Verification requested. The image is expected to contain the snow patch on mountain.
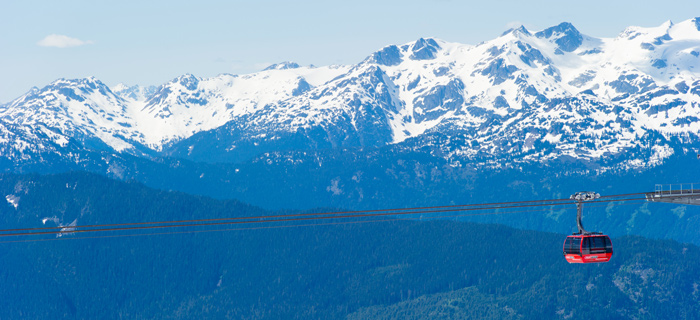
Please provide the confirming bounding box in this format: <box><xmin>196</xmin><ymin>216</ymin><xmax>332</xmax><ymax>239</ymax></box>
<box><xmin>112</xmin><ymin>83</ymin><xmax>158</xmax><ymax>101</ymax></box>
<box><xmin>56</xmin><ymin>219</ymin><xmax>78</xmax><ymax>238</ymax></box>
<box><xmin>5</xmin><ymin>194</ymin><xmax>19</xmax><ymax>208</ymax></box>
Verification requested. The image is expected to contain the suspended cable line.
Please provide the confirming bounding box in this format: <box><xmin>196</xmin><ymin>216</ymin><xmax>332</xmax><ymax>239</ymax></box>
<box><xmin>0</xmin><ymin>196</ymin><xmax>579</xmax><ymax>233</ymax></box>
<box><xmin>0</xmin><ymin>194</ymin><xmax>646</xmax><ymax>240</ymax></box>
<box><xmin>0</xmin><ymin>200</ymin><xmax>645</xmax><ymax>244</ymax></box>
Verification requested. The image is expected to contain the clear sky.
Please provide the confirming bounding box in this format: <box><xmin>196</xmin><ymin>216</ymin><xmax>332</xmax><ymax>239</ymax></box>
<box><xmin>1</xmin><ymin>0</ymin><xmax>699</xmax><ymax>102</ymax></box>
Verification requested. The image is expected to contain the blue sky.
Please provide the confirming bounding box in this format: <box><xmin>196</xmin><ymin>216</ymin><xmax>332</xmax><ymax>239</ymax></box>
<box><xmin>1</xmin><ymin>0</ymin><xmax>699</xmax><ymax>102</ymax></box>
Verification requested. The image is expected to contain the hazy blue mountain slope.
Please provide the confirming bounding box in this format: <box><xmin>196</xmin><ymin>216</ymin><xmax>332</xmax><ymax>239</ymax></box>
<box><xmin>3</xmin><ymin>144</ymin><xmax>699</xmax><ymax>247</ymax></box>
<box><xmin>1</xmin><ymin>172</ymin><xmax>699</xmax><ymax>319</ymax></box>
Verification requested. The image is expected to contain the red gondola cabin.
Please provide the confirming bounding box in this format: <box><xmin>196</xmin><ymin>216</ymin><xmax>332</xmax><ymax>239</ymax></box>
<box><xmin>563</xmin><ymin>234</ymin><xmax>613</xmax><ymax>263</ymax></box>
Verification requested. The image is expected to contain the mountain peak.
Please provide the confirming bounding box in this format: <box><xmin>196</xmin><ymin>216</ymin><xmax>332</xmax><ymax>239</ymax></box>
<box><xmin>173</xmin><ymin>74</ymin><xmax>199</xmax><ymax>91</ymax></box>
<box><xmin>43</xmin><ymin>77</ymin><xmax>114</xmax><ymax>98</ymax></box>
<box><xmin>366</xmin><ymin>45</ymin><xmax>402</xmax><ymax>66</ymax></box>
<box><xmin>50</xmin><ymin>76</ymin><xmax>105</xmax><ymax>87</ymax></box>
<box><xmin>501</xmin><ymin>25</ymin><xmax>532</xmax><ymax>37</ymax></box>
<box><xmin>535</xmin><ymin>22</ymin><xmax>583</xmax><ymax>52</ymax></box>
<box><xmin>263</xmin><ymin>61</ymin><xmax>301</xmax><ymax>71</ymax></box>
<box><xmin>694</xmin><ymin>17</ymin><xmax>700</xmax><ymax>31</ymax></box>
<box><xmin>410</xmin><ymin>38</ymin><xmax>441</xmax><ymax>60</ymax></box>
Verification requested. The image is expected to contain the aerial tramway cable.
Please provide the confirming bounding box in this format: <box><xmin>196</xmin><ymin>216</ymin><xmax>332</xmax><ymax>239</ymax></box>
<box><xmin>0</xmin><ymin>192</ymin><xmax>647</xmax><ymax>234</ymax></box>
<box><xmin>0</xmin><ymin>199</ymin><xmax>648</xmax><ymax>244</ymax></box>
<box><xmin>0</xmin><ymin>193</ymin><xmax>647</xmax><ymax>242</ymax></box>
<box><xmin>0</xmin><ymin>196</ymin><xmax>580</xmax><ymax>233</ymax></box>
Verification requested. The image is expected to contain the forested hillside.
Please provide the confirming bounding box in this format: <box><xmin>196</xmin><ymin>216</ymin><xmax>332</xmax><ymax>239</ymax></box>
<box><xmin>1</xmin><ymin>172</ymin><xmax>698</xmax><ymax>319</ymax></box>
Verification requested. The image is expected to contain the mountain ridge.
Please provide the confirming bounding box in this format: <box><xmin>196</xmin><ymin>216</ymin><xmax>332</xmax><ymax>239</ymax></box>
<box><xmin>2</xmin><ymin>19</ymin><xmax>700</xmax><ymax>170</ymax></box>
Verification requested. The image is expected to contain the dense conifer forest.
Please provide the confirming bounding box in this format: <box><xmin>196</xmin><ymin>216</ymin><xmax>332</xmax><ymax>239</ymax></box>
<box><xmin>1</xmin><ymin>172</ymin><xmax>698</xmax><ymax>319</ymax></box>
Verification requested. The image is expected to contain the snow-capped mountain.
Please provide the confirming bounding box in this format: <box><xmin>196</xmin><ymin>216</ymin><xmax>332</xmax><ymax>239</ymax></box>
<box><xmin>0</xmin><ymin>78</ymin><xmax>141</xmax><ymax>162</ymax></box>
<box><xmin>0</xmin><ymin>65</ymin><xmax>350</xmax><ymax>161</ymax></box>
<box><xmin>2</xmin><ymin>18</ymin><xmax>700</xmax><ymax>170</ymax></box>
